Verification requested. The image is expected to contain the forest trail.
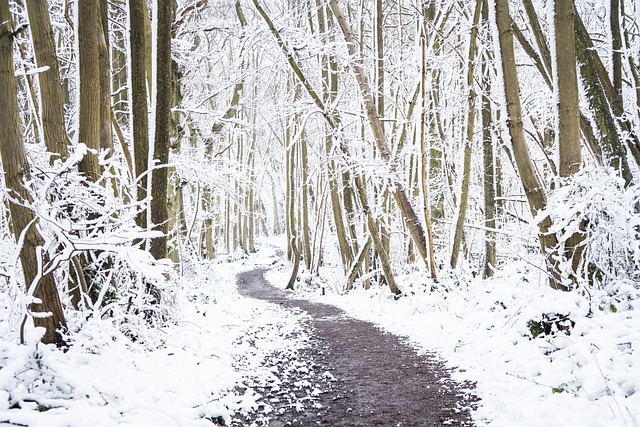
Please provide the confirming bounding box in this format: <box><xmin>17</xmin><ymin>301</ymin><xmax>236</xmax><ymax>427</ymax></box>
<box><xmin>234</xmin><ymin>268</ymin><xmax>477</xmax><ymax>426</ymax></box>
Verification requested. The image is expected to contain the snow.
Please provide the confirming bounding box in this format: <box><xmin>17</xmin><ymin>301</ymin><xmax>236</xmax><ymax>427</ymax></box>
<box><xmin>264</xmin><ymin>237</ymin><xmax>640</xmax><ymax>427</ymax></box>
<box><xmin>0</xmin><ymin>250</ymin><xmax>309</xmax><ymax>426</ymax></box>
<box><xmin>2</xmin><ymin>238</ymin><xmax>639</xmax><ymax>426</ymax></box>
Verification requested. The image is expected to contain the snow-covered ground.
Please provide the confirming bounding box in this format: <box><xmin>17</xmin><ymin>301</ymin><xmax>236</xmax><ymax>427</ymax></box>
<box><xmin>0</xmin><ymin>251</ymin><xmax>306</xmax><ymax>427</ymax></box>
<box><xmin>1</xmin><ymin>238</ymin><xmax>639</xmax><ymax>426</ymax></box>
<box><xmin>265</xmin><ymin>240</ymin><xmax>640</xmax><ymax>427</ymax></box>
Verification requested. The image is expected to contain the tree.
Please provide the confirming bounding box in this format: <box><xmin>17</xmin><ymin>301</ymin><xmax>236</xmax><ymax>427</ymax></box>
<box><xmin>481</xmin><ymin>0</ymin><xmax>496</xmax><ymax>278</ymax></box>
<box><xmin>77</xmin><ymin>0</ymin><xmax>102</xmax><ymax>181</ymax></box>
<box><xmin>450</xmin><ymin>0</ymin><xmax>482</xmax><ymax>269</ymax></box>
<box><xmin>556</xmin><ymin>0</ymin><xmax>582</xmax><ymax>178</ymax></box>
<box><xmin>328</xmin><ymin>0</ymin><xmax>432</xmax><ymax>274</ymax></box>
<box><xmin>574</xmin><ymin>10</ymin><xmax>635</xmax><ymax>184</ymax></box>
<box><xmin>0</xmin><ymin>0</ymin><xmax>67</xmax><ymax>345</ymax></box>
<box><xmin>149</xmin><ymin>0</ymin><xmax>173</xmax><ymax>261</ymax></box>
<box><xmin>130</xmin><ymin>0</ymin><xmax>150</xmax><ymax>229</ymax></box>
<box><xmin>25</xmin><ymin>0</ymin><xmax>69</xmax><ymax>162</ymax></box>
<box><xmin>98</xmin><ymin>1</ymin><xmax>113</xmax><ymax>158</ymax></box>
<box><xmin>494</xmin><ymin>0</ymin><xmax>562</xmax><ymax>289</ymax></box>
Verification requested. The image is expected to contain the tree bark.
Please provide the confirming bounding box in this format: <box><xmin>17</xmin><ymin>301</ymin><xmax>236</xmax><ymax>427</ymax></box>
<box><xmin>354</xmin><ymin>175</ymin><xmax>401</xmax><ymax>295</ymax></box>
<box><xmin>149</xmin><ymin>0</ymin><xmax>173</xmax><ymax>262</ymax></box>
<box><xmin>555</xmin><ymin>0</ymin><xmax>586</xmax><ymax>277</ymax></box>
<box><xmin>494</xmin><ymin>0</ymin><xmax>562</xmax><ymax>289</ymax></box>
<box><xmin>130</xmin><ymin>0</ymin><xmax>150</xmax><ymax>229</ymax></box>
<box><xmin>419</xmin><ymin>34</ymin><xmax>437</xmax><ymax>278</ymax></box>
<box><xmin>574</xmin><ymin>11</ymin><xmax>633</xmax><ymax>184</ymax></box>
<box><xmin>450</xmin><ymin>0</ymin><xmax>482</xmax><ymax>269</ymax></box>
<box><xmin>0</xmin><ymin>1</ymin><xmax>67</xmax><ymax>345</ymax></box>
<box><xmin>315</xmin><ymin>0</ymin><xmax>355</xmax><ymax>272</ymax></box>
<box><xmin>611</xmin><ymin>0</ymin><xmax>623</xmax><ymax>114</ymax></box>
<box><xmin>556</xmin><ymin>0</ymin><xmax>582</xmax><ymax>177</ymax></box>
<box><xmin>522</xmin><ymin>0</ymin><xmax>552</xmax><ymax>78</ymax></box>
<box><xmin>25</xmin><ymin>0</ymin><xmax>69</xmax><ymax>162</ymax></box>
<box><xmin>481</xmin><ymin>0</ymin><xmax>496</xmax><ymax>279</ymax></box>
<box><xmin>77</xmin><ymin>0</ymin><xmax>102</xmax><ymax>181</ymax></box>
<box><xmin>329</xmin><ymin>0</ymin><xmax>431</xmax><ymax>272</ymax></box>
<box><xmin>98</xmin><ymin>1</ymin><xmax>113</xmax><ymax>158</ymax></box>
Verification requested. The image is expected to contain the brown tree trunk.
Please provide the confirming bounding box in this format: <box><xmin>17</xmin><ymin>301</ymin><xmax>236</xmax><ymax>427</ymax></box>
<box><xmin>98</xmin><ymin>1</ymin><xmax>113</xmax><ymax>158</ymax></box>
<box><xmin>556</xmin><ymin>0</ymin><xmax>582</xmax><ymax>177</ymax></box>
<box><xmin>149</xmin><ymin>0</ymin><xmax>172</xmax><ymax>262</ymax></box>
<box><xmin>25</xmin><ymin>0</ymin><xmax>69</xmax><ymax>162</ymax></box>
<box><xmin>354</xmin><ymin>175</ymin><xmax>401</xmax><ymax>295</ymax></box>
<box><xmin>522</xmin><ymin>0</ymin><xmax>552</xmax><ymax>78</ymax></box>
<box><xmin>315</xmin><ymin>0</ymin><xmax>355</xmax><ymax>272</ymax></box>
<box><xmin>0</xmin><ymin>1</ymin><xmax>67</xmax><ymax>345</ymax></box>
<box><xmin>329</xmin><ymin>0</ymin><xmax>431</xmax><ymax>272</ymax></box>
<box><xmin>130</xmin><ymin>0</ymin><xmax>150</xmax><ymax>229</ymax></box>
<box><xmin>574</xmin><ymin>11</ymin><xmax>633</xmax><ymax>184</ymax></box>
<box><xmin>450</xmin><ymin>0</ymin><xmax>482</xmax><ymax>269</ymax></box>
<box><xmin>481</xmin><ymin>0</ymin><xmax>496</xmax><ymax>278</ymax></box>
<box><xmin>77</xmin><ymin>0</ymin><xmax>102</xmax><ymax>181</ymax></box>
<box><xmin>494</xmin><ymin>0</ymin><xmax>562</xmax><ymax>289</ymax></box>
<box><xmin>555</xmin><ymin>0</ymin><xmax>586</xmax><ymax>277</ymax></box>
<box><xmin>611</xmin><ymin>0</ymin><xmax>623</xmax><ymax>114</ymax></box>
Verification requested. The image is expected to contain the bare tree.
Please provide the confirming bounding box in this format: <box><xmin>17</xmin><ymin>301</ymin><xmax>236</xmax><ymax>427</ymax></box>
<box><xmin>130</xmin><ymin>0</ymin><xmax>150</xmax><ymax>229</ymax></box>
<box><xmin>450</xmin><ymin>0</ymin><xmax>482</xmax><ymax>269</ymax></box>
<box><xmin>149</xmin><ymin>0</ymin><xmax>173</xmax><ymax>261</ymax></box>
<box><xmin>77</xmin><ymin>0</ymin><xmax>102</xmax><ymax>181</ymax></box>
<box><xmin>25</xmin><ymin>0</ymin><xmax>69</xmax><ymax>162</ymax></box>
<box><xmin>481</xmin><ymin>0</ymin><xmax>496</xmax><ymax>278</ymax></box>
<box><xmin>0</xmin><ymin>0</ymin><xmax>67</xmax><ymax>345</ymax></box>
<box><xmin>556</xmin><ymin>0</ymin><xmax>582</xmax><ymax>178</ymax></box>
<box><xmin>494</xmin><ymin>0</ymin><xmax>561</xmax><ymax>289</ymax></box>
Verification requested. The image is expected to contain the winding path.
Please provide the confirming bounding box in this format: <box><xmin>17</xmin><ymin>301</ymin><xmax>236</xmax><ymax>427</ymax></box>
<box><xmin>234</xmin><ymin>268</ymin><xmax>476</xmax><ymax>426</ymax></box>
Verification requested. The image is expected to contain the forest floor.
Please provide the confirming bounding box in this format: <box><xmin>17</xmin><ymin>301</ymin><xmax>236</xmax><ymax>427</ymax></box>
<box><xmin>232</xmin><ymin>267</ymin><xmax>477</xmax><ymax>426</ymax></box>
<box><xmin>1</xmin><ymin>238</ymin><xmax>638</xmax><ymax>426</ymax></box>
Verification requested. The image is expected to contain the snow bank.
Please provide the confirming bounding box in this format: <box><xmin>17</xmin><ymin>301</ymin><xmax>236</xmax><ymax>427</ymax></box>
<box><xmin>0</xmin><ymin>248</ymin><xmax>307</xmax><ymax>426</ymax></box>
<box><xmin>268</xmin><ymin>253</ymin><xmax>640</xmax><ymax>426</ymax></box>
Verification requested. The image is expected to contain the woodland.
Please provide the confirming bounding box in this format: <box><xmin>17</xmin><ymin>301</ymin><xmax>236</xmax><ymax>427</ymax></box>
<box><xmin>0</xmin><ymin>0</ymin><xmax>639</xmax><ymax>425</ymax></box>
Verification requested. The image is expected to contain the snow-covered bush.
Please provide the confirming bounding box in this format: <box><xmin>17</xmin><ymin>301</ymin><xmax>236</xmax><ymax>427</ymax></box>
<box><xmin>0</xmin><ymin>145</ymin><xmax>174</xmax><ymax>345</ymax></box>
<box><xmin>543</xmin><ymin>166</ymin><xmax>640</xmax><ymax>292</ymax></box>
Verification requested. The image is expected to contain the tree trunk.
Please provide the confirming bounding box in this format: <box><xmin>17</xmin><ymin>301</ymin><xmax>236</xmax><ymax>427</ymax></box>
<box><xmin>574</xmin><ymin>11</ymin><xmax>633</xmax><ymax>184</ymax></box>
<box><xmin>299</xmin><ymin>123</ymin><xmax>312</xmax><ymax>269</ymax></box>
<box><xmin>450</xmin><ymin>0</ymin><xmax>482</xmax><ymax>269</ymax></box>
<box><xmin>25</xmin><ymin>0</ymin><xmax>69</xmax><ymax>162</ymax></box>
<box><xmin>494</xmin><ymin>0</ymin><xmax>562</xmax><ymax>289</ymax></box>
<box><xmin>556</xmin><ymin>1</ymin><xmax>582</xmax><ymax>177</ymax></box>
<box><xmin>511</xmin><ymin>14</ymin><xmax>602</xmax><ymax>165</ymax></box>
<box><xmin>481</xmin><ymin>0</ymin><xmax>496</xmax><ymax>279</ymax></box>
<box><xmin>130</xmin><ymin>0</ymin><xmax>150</xmax><ymax>229</ymax></box>
<box><xmin>555</xmin><ymin>0</ymin><xmax>586</xmax><ymax>276</ymax></box>
<box><xmin>149</xmin><ymin>0</ymin><xmax>173</xmax><ymax>262</ymax></box>
<box><xmin>419</xmin><ymin>34</ymin><xmax>437</xmax><ymax>278</ymax></box>
<box><xmin>522</xmin><ymin>0</ymin><xmax>552</xmax><ymax>78</ymax></box>
<box><xmin>316</xmin><ymin>0</ymin><xmax>354</xmax><ymax>272</ymax></box>
<box><xmin>286</xmin><ymin>237</ymin><xmax>300</xmax><ymax>290</ymax></box>
<box><xmin>77</xmin><ymin>0</ymin><xmax>102</xmax><ymax>181</ymax></box>
<box><xmin>611</xmin><ymin>0</ymin><xmax>623</xmax><ymax>114</ymax></box>
<box><xmin>354</xmin><ymin>175</ymin><xmax>401</xmax><ymax>295</ymax></box>
<box><xmin>98</xmin><ymin>1</ymin><xmax>113</xmax><ymax>158</ymax></box>
<box><xmin>0</xmin><ymin>1</ymin><xmax>67</xmax><ymax>345</ymax></box>
<box><xmin>329</xmin><ymin>0</ymin><xmax>431</xmax><ymax>272</ymax></box>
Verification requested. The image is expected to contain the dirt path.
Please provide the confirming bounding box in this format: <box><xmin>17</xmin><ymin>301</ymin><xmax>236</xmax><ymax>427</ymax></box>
<box><xmin>233</xmin><ymin>268</ymin><xmax>477</xmax><ymax>427</ymax></box>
